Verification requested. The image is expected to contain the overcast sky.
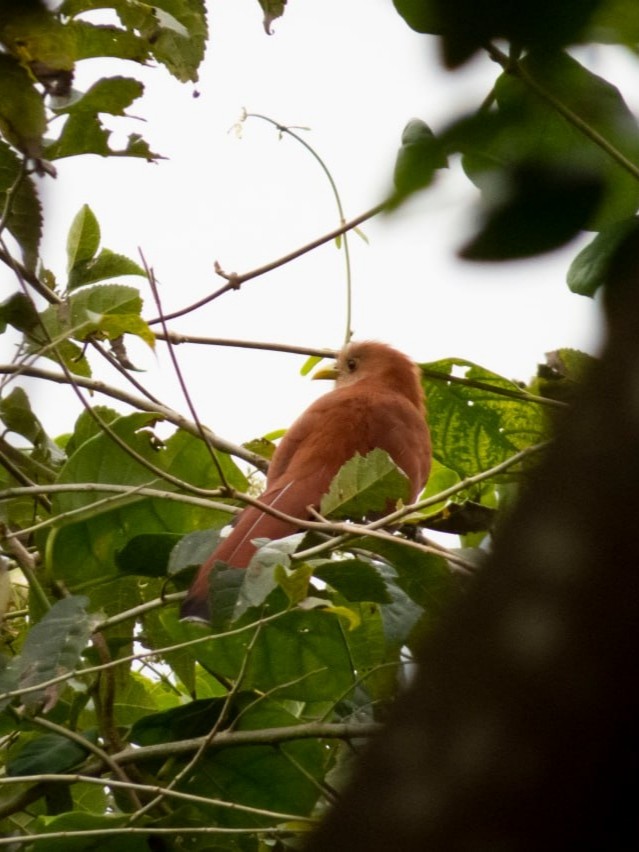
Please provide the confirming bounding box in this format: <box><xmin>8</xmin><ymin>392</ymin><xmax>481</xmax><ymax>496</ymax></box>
<box><xmin>21</xmin><ymin>0</ymin><xmax>639</xmax><ymax>449</ymax></box>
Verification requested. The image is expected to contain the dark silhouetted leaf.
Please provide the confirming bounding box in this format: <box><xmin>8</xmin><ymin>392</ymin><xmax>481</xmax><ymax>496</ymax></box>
<box><xmin>460</xmin><ymin>163</ymin><xmax>604</xmax><ymax>260</ymax></box>
<box><xmin>568</xmin><ymin>217</ymin><xmax>639</xmax><ymax>296</ymax></box>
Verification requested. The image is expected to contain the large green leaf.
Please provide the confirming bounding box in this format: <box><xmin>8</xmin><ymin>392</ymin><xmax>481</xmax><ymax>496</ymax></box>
<box><xmin>421</xmin><ymin>358</ymin><xmax>548</xmax><ymax>479</ymax></box>
<box><xmin>460</xmin><ymin>51</ymin><xmax>639</xmax><ymax>232</ymax></box>
<box><xmin>66</xmin><ymin>204</ymin><xmax>100</xmax><ymax>272</ymax></box>
<box><xmin>69</xmin><ymin>19</ymin><xmax>149</xmax><ymax>63</ymax></box>
<box><xmin>45</xmin><ymin>77</ymin><xmax>161</xmax><ymax>161</ymax></box>
<box><xmin>0</xmin><ymin>138</ymin><xmax>42</xmax><ymax>272</ymax></box>
<box><xmin>68</xmin><ymin>249</ymin><xmax>145</xmax><ymax>291</ymax></box>
<box><xmin>0</xmin><ymin>54</ymin><xmax>46</xmax><ymax>157</ymax></box>
<box><xmin>8</xmin><ymin>731</ymin><xmax>94</xmax><ymax>777</ymax></box>
<box><xmin>0</xmin><ymin>386</ymin><xmax>64</xmax><ymax>469</ymax></box>
<box><xmin>567</xmin><ymin>217</ymin><xmax>639</xmax><ymax>296</ymax></box>
<box><xmin>179</xmin><ymin>592</ymin><xmax>356</xmax><ymax>702</ymax></box>
<box><xmin>313</xmin><ymin>559</ymin><xmax>393</xmax><ymax>604</ymax></box>
<box><xmin>320</xmin><ymin>448</ymin><xmax>411</xmax><ymax>519</ymax></box>
<box><xmin>39</xmin><ymin>283</ymin><xmax>155</xmax><ymax>349</ymax></box>
<box><xmin>0</xmin><ymin>0</ymin><xmax>76</xmax><ymax>86</ymax></box>
<box><xmin>588</xmin><ymin>0</ymin><xmax>639</xmax><ymax>50</ymax></box>
<box><xmin>390</xmin><ymin>117</ymin><xmax>448</xmax><ymax>207</ymax></box>
<box><xmin>351</xmin><ymin>536</ymin><xmax>454</xmax><ymax>621</ymax></box>
<box><xmin>460</xmin><ymin>163</ymin><xmax>604</xmax><ymax>260</ymax></box>
<box><xmin>145</xmin><ymin>0</ymin><xmax>208</xmax><ymax>82</ymax></box>
<box><xmin>46</xmin><ymin>413</ymin><xmax>248</xmax><ymax>592</ymax></box>
<box><xmin>394</xmin><ymin>0</ymin><xmax>601</xmax><ymax>67</ymax></box>
<box><xmin>29</xmin><ymin>813</ymin><xmax>147</xmax><ymax>852</ymax></box>
<box><xmin>64</xmin><ymin>204</ymin><xmax>145</xmax><ymax>290</ymax></box>
<box><xmin>0</xmin><ymin>596</ymin><xmax>99</xmax><ymax>713</ymax></box>
<box><xmin>170</xmin><ymin>695</ymin><xmax>328</xmax><ymax>827</ymax></box>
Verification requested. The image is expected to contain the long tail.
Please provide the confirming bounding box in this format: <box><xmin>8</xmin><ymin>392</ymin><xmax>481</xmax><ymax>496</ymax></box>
<box><xmin>180</xmin><ymin>482</ymin><xmax>303</xmax><ymax>622</ymax></box>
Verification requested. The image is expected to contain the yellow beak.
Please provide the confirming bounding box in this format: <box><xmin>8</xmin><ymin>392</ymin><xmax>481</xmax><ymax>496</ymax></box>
<box><xmin>311</xmin><ymin>363</ymin><xmax>339</xmax><ymax>381</ymax></box>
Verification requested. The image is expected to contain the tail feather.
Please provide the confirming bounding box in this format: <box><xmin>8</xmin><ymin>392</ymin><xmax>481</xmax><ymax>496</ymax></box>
<box><xmin>180</xmin><ymin>479</ymin><xmax>312</xmax><ymax>622</ymax></box>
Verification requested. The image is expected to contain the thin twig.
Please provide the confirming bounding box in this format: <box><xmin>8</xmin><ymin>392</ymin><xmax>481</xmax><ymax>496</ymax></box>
<box><xmin>147</xmin><ymin>202</ymin><xmax>385</xmax><ymax>325</ymax></box>
<box><xmin>126</xmin><ymin>616</ymin><xmax>267</xmax><ymax>824</ymax></box>
<box><xmin>0</xmin><ymin>482</ymin><xmax>235</xmax><ymax>540</ymax></box>
<box><xmin>0</xmin><ymin>362</ymin><xmax>267</xmax><ymax>470</ymax></box>
<box><xmin>0</xmin><ymin>773</ymin><xmax>316</xmax><ymax>824</ymax></box>
<box><xmin>28</xmin><ymin>715</ymin><xmax>142</xmax><ymax>809</ymax></box>
<box><xmin>0</xmin><ymin>610</ymin><xmax>290</xmax><ymax>707</ymax></box>
<box><xmin>143</xmin><ymin>250</ymin><xmax>230</xmax><ymax>490</ymax></box>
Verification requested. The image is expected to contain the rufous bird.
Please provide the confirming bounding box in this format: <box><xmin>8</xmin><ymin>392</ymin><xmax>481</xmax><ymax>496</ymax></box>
<box><xmin>180</xmin><ymin>341</ymin><xmax>432</xmax><ymax>622</ymax></box>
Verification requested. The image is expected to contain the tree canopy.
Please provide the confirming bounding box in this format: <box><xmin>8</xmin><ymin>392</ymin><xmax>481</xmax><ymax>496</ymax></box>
<box><xmin>1</xmin><ymin>1</ymin><xmax>638</xmax><ymax>849</ymax></box>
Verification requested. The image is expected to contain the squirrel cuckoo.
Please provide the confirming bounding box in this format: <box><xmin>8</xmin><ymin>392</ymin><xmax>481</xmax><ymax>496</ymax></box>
<box><xmin>180</xmin><ymin>341</ymin><xmax>432</xmax><ymax>622</ymax></box>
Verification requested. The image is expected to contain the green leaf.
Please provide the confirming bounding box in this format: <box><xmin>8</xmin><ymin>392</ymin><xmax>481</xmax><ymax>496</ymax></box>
<box><xmin>8</xmin><ymin>731</ymin><xmax>94</xmax><ymax>777</ymax></box>
<box><xmin>353</xmin><ymin>538</ymin><xmax>454</xmax><ymax>624</ymax></box>
<box><xmin>115</xmin><ymin>532</ymin><xmax>185</xmax><ymax>577</ymax></box>
<box><xmin>399</xmin><ymin>0</ymin><xmax>601</xmax><ymax>68</ymax></box>
<box><xmin>130</xmin><ymin>695</ymin><xmax>229</xmax><ymax>745</ymax></box>
<box><xmin>0</xmin><ymin>0</ymin><xmax>76</xmax><ymax>90</ymax></box>
<box><xmin>531</xmin><ymin>348</ymin><xmax>597</xmax><ymax>403</ymax></box>
<box><xmin>236</xmin><ymin>535</ymin><xmax>305</xmax><ymax>618</ymax></box>
<box><xmin>30</xmin><ymin>813</ymin><xmax>146</xmax><ymax>852</ymax></box>
<box><xmin>0</xmin><ymin>291</ymin><xmax>41</xmax><ymax>334</ymax></box>
<box><xmin>392</xmin><ymin>0</ymin><xmax>443</xmax><ymax>34</ymax></box>
<box><xmin>313</xmin><ymin>559</ymin><xmax>393</xmax><ymax>604</ymax></box>
<box><xmin>376</xmin><ymin>561</ymin><xmax>428</xmax><ymax>649</ymax></box>
<box><xmin>107</xmin><ymin>669</ymin><xmax>182</xmax><ymax>726</ymax></box>
<box><xmin>588</xmin><ymin>0</ymin><xmax>639</xmax><ymax>49</ymax></box>
<box><xmin>44</xmin><ymin>77</ymin><xmax>162</xmax><ymax>161</ymax></box>
<box><xmin>273</xmin><ymin>561</ymin><xmax>314</xmax><ymax>607</ymax></box>
<box><xmin>167</xmin><ymin>527</ymin><xmax>223</xmax><ymax>581</ymax></box>
<box><xmin>320</xmin><ymin>449</ymin><xmax>411</xmax><ymax>519</ymax></box>
<box><xmin>419</xmin><ymin>457</ymin><xmax>460</xmax><ymax>514</ymax></box>
<box><xmin>259</xmin><ymin>0</ymin><xmax>288</xmax><ymax>35</ymax></box>
<box><xmin>171</xmin><ymin>695</ymin><xmax>328</xmax><ymax>826</ymax></box>
<box><xmin>47</xmin><ymin>415</ymin><xmax>247</xmax><ymax>594</ymax></box>
<box><xmin>0</xmin><ymin>54</ymin><xmax>46</xmax><ymax>157</ymax></box>
<box><xmin>338</xmin><ymin>598</ymin><xmax>390</xmax><ymax>695</ymax></box>
<box><xmin>187</xmin><ymin>595</ymin><xmax>356</xmax><ymax>702</ymax></box>
<box><xmin>421</xmin><ymin>358</ymin><xmax>548</xmax><ymax>479</ymax></box>
<box><xmin>63</xmin><ymin>406</ymin><xmax>120</xmax><ymax>456</ymax></box>
<box><xmin>0</xmin><ymin>386</ymin><xmax>64</xmax><ymax>463</ymax></box>
<box><xmin>458</xmin><ymin>51</ymin><xmax>639</xmax><ymax>233</ymax></box>
<box><xmin>66</xmin><ymin>204</ymin><xmax>100</xmax><ymax>273</ymax></box>
<box><xmin>40</xmin><ymin>283</ymin><xmax>155</xmax><ymax>348</ymax></box>
<box><xmin>52</xmin><ymin>76</ymin><xmax>144</xmax><ymax>117</ymax></box>
<box><xmin>0</xmin><ymin>596</ymin><xmax>99</xmax><ymax>713</ymax></box>
<box><xmin>390</xmin><ymin>117</ymin><xmax>447</xmax><ymax>205</ymax></box>
<box><xmin>69</xmin><ymin>19</ymin><xmax>149</xmax><ymax>63</ymax></box>
<box><xmin>117</xmin><ymin>0</ymin><xmax>209</xmax><ymax>82</ymax></box>
<box><xmin>567</xmin><ymin>217</ymin><xmax>639</xmax><ymax>297</ymax></box>
<box><xmin>68</xmin><ymin>248</ymin><xmax>145</xmax><ymax>291</ymax></box>
<box><xmin>0</xmin><ymin>139</ymin><xmax>42</xmax><ymax>271</ymax></box>
<box><xmin>460</xmin><ymin>162</ymin><xmax>604</xmax><ymax>260</ymax></box>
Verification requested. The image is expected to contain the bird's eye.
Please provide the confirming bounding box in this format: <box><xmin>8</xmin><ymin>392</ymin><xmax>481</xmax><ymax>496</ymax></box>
<box><xmin>346</xmin><ymin>358</ymin><xmax>357</xmax><ymax>373</ymax></box>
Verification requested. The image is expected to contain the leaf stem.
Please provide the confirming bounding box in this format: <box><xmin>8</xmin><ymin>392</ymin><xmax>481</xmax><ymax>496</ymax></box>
<box><xmin>245</xmin><ymin>112</ymin><xmax>354</xmax><ymax>344</ymax></box>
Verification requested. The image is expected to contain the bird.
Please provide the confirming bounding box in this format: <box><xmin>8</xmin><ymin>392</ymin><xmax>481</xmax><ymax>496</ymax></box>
<box><xmin>180</xmin><ymin>341</ymin><xmax>432</xmax><ymax>622</ymax></box>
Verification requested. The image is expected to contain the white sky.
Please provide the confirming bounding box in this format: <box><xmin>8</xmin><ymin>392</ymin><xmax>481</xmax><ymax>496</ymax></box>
<box><xmin>15</xmin><ymin>0</ymin><xmax>639</xmax><ymax>451</ymax></box>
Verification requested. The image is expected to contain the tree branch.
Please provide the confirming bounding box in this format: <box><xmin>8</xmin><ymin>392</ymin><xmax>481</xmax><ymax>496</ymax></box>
<box><xmin>0</xmin><ymin>362</ymin><xmax>267</xmax><ymax>471</ymax></box>
<box><xmin>147</xmin><ymin>202</ymin><xmax>385</xmax><ymax>325</ymax></box>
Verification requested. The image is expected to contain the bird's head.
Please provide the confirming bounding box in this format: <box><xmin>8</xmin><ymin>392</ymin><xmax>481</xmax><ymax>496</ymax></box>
<box><xmin>313</xmin><ymin>340</ymin><xmax>425</xmax><ymax>411</ymax></box>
